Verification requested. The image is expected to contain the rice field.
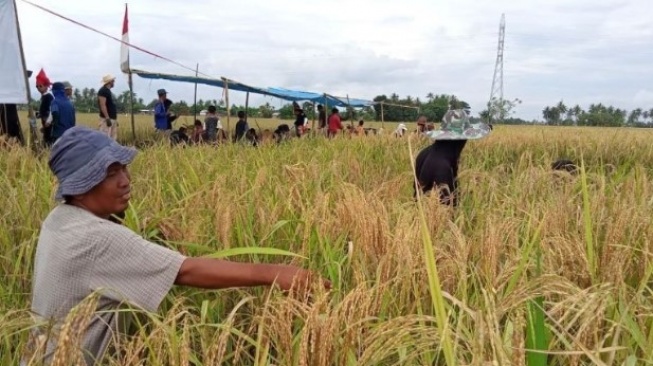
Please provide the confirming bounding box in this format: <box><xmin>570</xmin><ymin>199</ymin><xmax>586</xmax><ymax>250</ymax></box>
<box><xmin>2</xmin><ymin>113</ymin><xmax>653</xmax><ymax>365</ymax></box>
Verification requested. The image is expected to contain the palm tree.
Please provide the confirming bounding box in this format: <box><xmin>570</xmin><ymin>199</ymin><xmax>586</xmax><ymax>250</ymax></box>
<box><xmin>556</xmin><ymin>101</ymin><xmax>567</xmax><ymax>125</ymax></box>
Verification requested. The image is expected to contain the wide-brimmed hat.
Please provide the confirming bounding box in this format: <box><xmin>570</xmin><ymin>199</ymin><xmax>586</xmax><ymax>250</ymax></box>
<box><xmin>49</xmin><ymin>126</ymin><xmax>137</xmax><ymax>201</ymax></box>
<box><xmin>101</xmin><ymin>74</ymin><xmax>116</xmax><ymax>85</ymax></box>
<box><xmin>157</xmin><ymin>88</ymin><xmax>168</xmax><ymax>96</ymax></box>
<box><xmin>62</xmin><ymin>81</ymin><xmax>73</xmax><ymax>90</ymax></box>
<box><xmin>425</xmin><ymin>109</ymin><xmax>491</xmax><ymax>140</ymax></box>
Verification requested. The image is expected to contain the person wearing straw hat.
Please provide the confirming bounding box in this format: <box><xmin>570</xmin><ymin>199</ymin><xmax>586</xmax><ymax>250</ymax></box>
<box><xmin>97</xmin><ymin>74</ymin><xmax>118</xmax><ymax>140</ymax></box>
<box><xmin>24</xmin><ymin>126</ymin><xmax>330</xmax><ymax>365</ymax></box>
<box><xmin>413</xmin><ymin>109</ymin><xmax>491</xmax><ymax>206</ymax></box>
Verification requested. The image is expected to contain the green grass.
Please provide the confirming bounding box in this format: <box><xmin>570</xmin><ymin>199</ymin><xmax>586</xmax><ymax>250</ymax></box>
<box><xmin>3</xmin><ymin>117</ymin><xmax>653</xmax><ymax>365</ymax></box>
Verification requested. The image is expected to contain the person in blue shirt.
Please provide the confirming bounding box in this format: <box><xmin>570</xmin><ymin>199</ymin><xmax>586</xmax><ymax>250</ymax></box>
<box><xmin>154</xmin><ymin>89</ymin><xmax>172</xmax><ymax>134</ymax></box>
<box><xmin>50</xmin><ymin>82</ymin><xmax>76</xmax><ymax>143</ymax></box>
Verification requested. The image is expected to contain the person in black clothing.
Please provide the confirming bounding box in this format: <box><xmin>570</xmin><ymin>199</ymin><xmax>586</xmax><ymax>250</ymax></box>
<box><xmin>293</xmin><ymin>107</ymin><xmax>306</xmax><ymax>137</ymax></box>
<box><xmin>0</xmin><ymin>104</ymin><xmax>24</xmax><ymax>145</ymax></box>
<box><xmin>98</xmin><ymin>74</ymin><xmax>118</xmax><ymax>140</ymax></box>
<box><xmin>414</xmin><ymin>140</ymin><xmax>467</xmax><ymax>206</ymax></box>
<box><xmin>35</xmin><ymin>69</ymin><xmax>54</xmax><ymax>146</ymax></box>
<box><xmin>234</xmin><ymin>111</ymin><xmax>248</xmax><ymax>141</ymax></box>
<box><xmin>413</xmin><ymin>109</ymin><xmax>491</xmax><ymax>206</ymax></box>
<box><xmin>317</xmin><ymin>104</ymin><xmax>327</xmax><ymax>130</ymax></box>
<box><xmin>163</xmin><ymin>98</ymin><xmax>178</xmax><ymax>129</ymax></box>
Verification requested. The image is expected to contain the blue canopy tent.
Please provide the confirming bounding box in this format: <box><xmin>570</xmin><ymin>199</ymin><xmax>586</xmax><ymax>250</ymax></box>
<box><xmin>130</xmin><ymin>69</ymin><xmax>375</xmax><ymax>132</ymax></box>
<box><xmin>131</xmin><ymin>69</ymin><xmax>374</xmax><ymax>107</ymax></box>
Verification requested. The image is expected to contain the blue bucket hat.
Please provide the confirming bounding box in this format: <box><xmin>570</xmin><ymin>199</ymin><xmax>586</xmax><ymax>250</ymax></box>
<box><xmin>48</xmin><ymin>126</ymin><xmax>137</xmax><ymax>201</ymax></box>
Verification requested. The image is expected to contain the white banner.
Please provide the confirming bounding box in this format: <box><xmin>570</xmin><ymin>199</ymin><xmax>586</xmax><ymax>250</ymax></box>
<box><xmin>0</xmin><ymin>0</ymin><xmax>28</xmax><ymax>104</ymax></box>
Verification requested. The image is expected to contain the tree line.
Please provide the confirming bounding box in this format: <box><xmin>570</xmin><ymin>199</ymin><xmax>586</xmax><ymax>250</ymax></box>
<box><xmin>542</xmin><ymin>100</ymin><xmax>653</xmax><ymax>127</ymax></box>
<box><xmin>24</xmin><ymin>87</ymin><xmax>653</xmax><ymax>127</ymax></box>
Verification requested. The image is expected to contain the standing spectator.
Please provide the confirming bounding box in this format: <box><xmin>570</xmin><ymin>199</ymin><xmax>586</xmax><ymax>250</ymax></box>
<box><xmin>0</xmin><ymin>70</ymin><xmax>30</xmax><ymax>145</ymax></box>
<box><xmin>327</xmin><ymin>108</ymin><xmax>343</xmax><ymax>138</ymax></box>
<box><xmin>98</xmin><ymin>75</ymin><xmax>118</xmax><ymax>140</ymax></box>
<box><xmin>317</xmin><ymin>104</ymin><xmax>327</xmax><ymax>131</ymax></box>
<box><xmin>49</xmin><ymin>82</ymin><xmax>76</xmax><ymax>143</ymax></box>
<box><xmin>163</xmin><ymin>98</ymin><xmax>178</xmax><ymax>130</ymax></box>
<box><xmin>63</xmin><ymin>81</ymin><xmax>74</xmax><ymax>101</ymax></box>
<box><xmin>154</xmin><ymin>89</ymin><xmax>172</xmax><ymax>135</ymax></box>
<box><xmin>0</xmin><ymin>104</ymin><xmax>24</xmax><ymax>145</ymax></box>
<box><xmin>35</xmin><ymin>69</ymin><xmax>54</xmax><ymax>146</ymax></box>
<box><xmin>234</xmin><ymin>111</ymin><xmax>249</xmax><ymax>141</ymax></box>
<box><xmin>204</xmin><ymin>105</ymin><xmax>220</xmax><ymax>142</ymax></box>
<box><xmin>293</xmin><ymin>106</ymin><xmax>307</xmax><ymax>137</ymax></box>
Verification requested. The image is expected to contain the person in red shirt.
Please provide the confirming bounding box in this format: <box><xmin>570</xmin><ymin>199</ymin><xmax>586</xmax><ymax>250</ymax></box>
<box><xmin>327</xmin><ymin>108</ymin><xmax>343</xmax><ymax>138</ymax></box>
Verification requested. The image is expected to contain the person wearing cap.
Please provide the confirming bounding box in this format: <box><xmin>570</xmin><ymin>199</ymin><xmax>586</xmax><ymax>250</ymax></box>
<box><xmin>62</xmin><ymin>81</ymin><xmax>73</xmax><ymax>100</ymax></box>
<box><xmin>98</xmin><ymin>75</ymin><xmax>118</xmax><ymax>140</ymax></box>
<box><xmin>154</xmin><ymin>89</ymin><xmax>172</xmax><ymax>134</ymax></box>
<box><xmin>35</xmin><ymin>68</ymin><xmax>55</xmax><ymax>146</ymax></box>
<box><xmin>49</xmin><ymin>82</ymin><xmax>76</xmax><ymax>142</ymax></box>
<box><xmin>24</xmin><ymin>126</ymin><xmax>330</xmax><ymax>365</ymax></box>
<box><xmin>414</xmin><ymin>109</ymin><xmax>491</xmax><ymax>206</ymax></box>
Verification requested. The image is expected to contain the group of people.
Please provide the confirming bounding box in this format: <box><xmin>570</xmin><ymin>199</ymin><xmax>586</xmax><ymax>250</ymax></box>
<box><xmin>0</xmin><ymin>69</ymin><xmax>77</xmax><ymax>147</ymax></box>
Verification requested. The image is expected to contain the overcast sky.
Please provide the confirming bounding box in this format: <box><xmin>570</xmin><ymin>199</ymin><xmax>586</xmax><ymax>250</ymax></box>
<box><xmin>15</xmin><ymin>0</ymin><xmax>653</xmax><ymax>120</ymax></box>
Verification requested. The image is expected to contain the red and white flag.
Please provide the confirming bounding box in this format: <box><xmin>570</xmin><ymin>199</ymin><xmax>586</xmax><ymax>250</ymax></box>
<box><xmin>120</xmin><ymin>4</ymin><xmax>130</xmax><ymax>73</ymax></box>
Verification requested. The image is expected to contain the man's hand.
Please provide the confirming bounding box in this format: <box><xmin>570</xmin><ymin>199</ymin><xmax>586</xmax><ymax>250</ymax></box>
<box><xmin>175</xmin><ymin>258</ymin><xmax>331</xmax><ymax>294</ymax></box>
<box><xmin>268</xmin><ymin>265</ymin><xmax>331</xmax><ymax>293</ymax></box>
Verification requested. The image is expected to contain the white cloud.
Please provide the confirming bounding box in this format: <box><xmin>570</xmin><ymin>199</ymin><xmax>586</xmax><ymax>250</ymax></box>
<box><xmin>14</xmin><ymin>0</ymin><xmax>653</xmax><ymax>120</ymax></box>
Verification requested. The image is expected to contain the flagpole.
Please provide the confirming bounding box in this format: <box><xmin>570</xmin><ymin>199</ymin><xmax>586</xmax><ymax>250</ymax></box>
<box><xmin>121</xmin><ymin>3</ymin><xmax>135</xmax><ymax>142</ymax></box>
<box><xmin>129</xmin><ymin>71</ymin><xmax>135</xmax><ymax>141</ymax></box>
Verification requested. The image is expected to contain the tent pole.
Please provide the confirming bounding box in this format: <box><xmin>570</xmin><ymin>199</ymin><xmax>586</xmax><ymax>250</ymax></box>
<box><xmin>192</xmin><ymin>63</ymin><xmax>199</xmax><ymax>124</ymax></box>
<box><xmin>128</xmin><ymin>70</ymin><xmax>135</xmax><ymax>141</ymax></box>
<box><xmin>224</xmin><ymin>78</ymin><xmax>230</xmax><ymax>140</ymax></box>
<box><xmin>381</xmin><ymin>102</ymin><xmax>385</xmax><ymax>130</ymax></box>
<box><xmin>311</xmin><ymin>102</ymin><xmax>315</xmax><ymax>134</ymax></box>
<box><xmin>14</xmin><ymin>0</ymin><xmax>35</xmax><ymax>147</ymax></box>
<box><xmin>245</xmin><ymin>91</ymin><xmax>249</xmax><ymax>123</ymax></box>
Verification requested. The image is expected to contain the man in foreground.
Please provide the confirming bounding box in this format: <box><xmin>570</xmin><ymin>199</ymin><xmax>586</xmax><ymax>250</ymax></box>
<box><xmin>24</xmin><ymin>126</ymin><xmax>329</xmax><ymax>365</ymax></box>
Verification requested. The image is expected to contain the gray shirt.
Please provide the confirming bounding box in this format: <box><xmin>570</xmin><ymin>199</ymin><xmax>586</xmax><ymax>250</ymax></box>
<box><xmin>25</xmin><ymin>204</ymin><xmax>186</xmax><ymax>365</ymax></box>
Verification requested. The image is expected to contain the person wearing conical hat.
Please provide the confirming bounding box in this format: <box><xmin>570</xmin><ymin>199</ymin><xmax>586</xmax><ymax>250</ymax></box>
<box><xmin>413</xmin><ymin>109</ymin><xmax>491</xmax><ymax>206</ymax></box>
<box><xmin>97</xmin><ymin>74</ymin><xmax>118</xmax><ymax>140</ymax></box>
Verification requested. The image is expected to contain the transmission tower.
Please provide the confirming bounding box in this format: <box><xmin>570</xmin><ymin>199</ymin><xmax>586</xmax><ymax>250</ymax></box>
<box><xmin>488</xmin><ymin>13</ymin><xmax>505</xmax><ymax>122</ymax></box>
